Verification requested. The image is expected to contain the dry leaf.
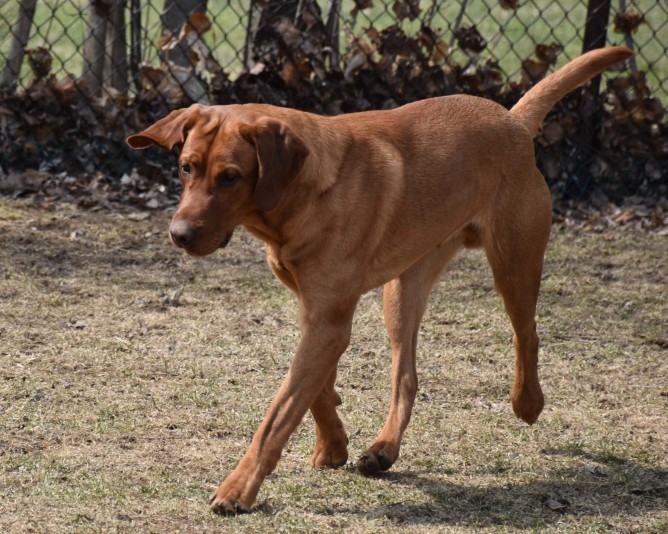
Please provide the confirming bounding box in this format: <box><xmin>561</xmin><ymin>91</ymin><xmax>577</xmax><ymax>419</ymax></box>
<box><xmin>455</xmin><ymin>25</ymin><xmax>487</xmax><ymax>53</ymax></box>
<box><xmin>583</xmin><ymin>463</ymin><xmax>608</xmax><ymax>477</ymax></box>
<box><xmin>535</xmin><ymin>43</ymin><xmax>562</xmax><ymax>65</ymax></box>
<box><xmin>614</xmin><ymin>11</ymin><xmax>645</xmax><ymax>34</ymax></box>
<box><xmin>392</xmin><ymin>0</ymin><xmax>421</xmax><ymax>21</ymax></box>
<box><xmin>522</xmin><ymin>59</ymin><xmax>549</xmax><ymax>82</ymax></box>
<box><xmin>25</xmin><ymin>47</ymin><xmax>52</xmax><ymax>80</ymax></box>
<box><xmin>541</xmin><ymin>121</ymin><xmax>564</xmax><ymax>145</ymax></box>
<box><xmin>182</xmin><ymin>12</ymin><xmax>212</xmax><ymax>36</ymax></box>
<box><xmin>543</xmin><ymin>498</ymin><xmax>569</xmax><ymax>512</ymax></box>
<box><xmin>499</xmin><ymin>0</ymin><xmax>518</xmax><ymax>9</ymax></box>
<box><xmin>127</xmin><ymin>212</ymin><xmax>151</xmax><ymax>221</ymax></box>
<box><xmin>432</xmin><ymin>41</ymin><xmax>449</xmax><ymax>63</ymax></box>
<box><xmin>351</xmin><ymin>0</ymin><xmax>373</xmax><ymax>15</ymax></box>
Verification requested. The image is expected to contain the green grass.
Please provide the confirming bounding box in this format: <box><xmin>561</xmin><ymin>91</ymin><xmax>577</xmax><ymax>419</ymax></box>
<box><xmin>1</xmin><ymin>0</ymin><xmax>666</xmax><ymax>101</ymax></box>
<box><xmin>0</xmin><ymin>198</ymin><xmax>666</xmax><ymax>532</ymax></box>
<box><xmin>0</xmin><ymin>0</ymin><xmax>249</xmax><ymax>84</ymax></box>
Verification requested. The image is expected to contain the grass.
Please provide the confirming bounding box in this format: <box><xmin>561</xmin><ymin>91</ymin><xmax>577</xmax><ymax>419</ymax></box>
<box><xmin>0</xmin><ymin>198</ymin><xmax>666</xmax><ymax>532</ymax></box>
<box><xmin>1</xmin><ymin>0</ymin><xmax>666</xmax><ymax>100</ymax></box>
<box><xmin>0</xmin><ymin>0</ymin><xmax>249</xmax><ymax>83</ymax></box>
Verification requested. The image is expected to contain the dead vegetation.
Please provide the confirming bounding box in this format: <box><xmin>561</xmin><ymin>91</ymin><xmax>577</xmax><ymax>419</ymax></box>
<box><xmin>0</xmin><ymin>199</ymin><xmax>666</xmax><ymax>532</ymax></box>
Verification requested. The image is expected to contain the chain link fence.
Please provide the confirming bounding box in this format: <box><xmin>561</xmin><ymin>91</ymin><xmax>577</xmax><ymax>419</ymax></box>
<box><xmin>0</xmin><ymin>0</ymin><xmax>667</xmax><ymax>203</ymax></box>
<box><xmin>1</xmin><ymin>1</ymin><xmax>666</xmax><ymax>100</ymax></box>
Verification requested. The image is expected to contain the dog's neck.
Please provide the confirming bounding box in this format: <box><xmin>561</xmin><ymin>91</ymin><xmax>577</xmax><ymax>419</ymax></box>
<box><xmin>242</xmin><ymin>114</ymin><xmax>352</xmax><ymax>248</ymax></box>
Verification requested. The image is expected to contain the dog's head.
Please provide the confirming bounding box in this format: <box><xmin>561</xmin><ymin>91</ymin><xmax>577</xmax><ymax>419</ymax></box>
<box><xmin>127</xmin><ymin>104</ymin><xmax>309</xmax><ymax>256</ymax></box>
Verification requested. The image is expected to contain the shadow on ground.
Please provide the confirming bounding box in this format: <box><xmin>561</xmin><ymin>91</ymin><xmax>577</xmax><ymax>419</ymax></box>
<box><xmin>325</xmin><ymin>447</ymin><xmax>668</xmax><ymax>528</ymax></box>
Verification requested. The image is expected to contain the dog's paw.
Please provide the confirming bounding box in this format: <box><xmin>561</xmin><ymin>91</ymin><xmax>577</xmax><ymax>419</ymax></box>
<box><xmin>209</xmin><ymin>493</ymin><xmax>251</xmax><ymax>516</ymax></box>
<box><xmin>356</xmin><ymin>446</ymin><xmax>395</xmax><ymax>476</ymax></box>
<box><xmin>310</xmin><ymin>433</ymin><xmax>348</xmax><ymax>469</ymax></box>
<box><xmin>511</xmin><ymin>383</ymin><xmax>544</xmax><ymax>425</ymax></box>
<box><xmin>310</xmin><ymin>443</ymin><xmax>348</xmax><ymax>470</ymax></box>
<box><xmin>209</xmin><ymin>475</ymin><xmax>254</xmax><ymax>516</ymax></box>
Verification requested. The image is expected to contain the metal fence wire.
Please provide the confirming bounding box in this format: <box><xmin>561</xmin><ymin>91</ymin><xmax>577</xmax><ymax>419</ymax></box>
<box><xmin>0</xmin><ymin>0</ymin><xmax>667</xmax><ymax>202</ymax></box>
<box><xmin>2</xmin><ymin>1</ymin><xmax>667</xmax><ymax>101</ymax></box>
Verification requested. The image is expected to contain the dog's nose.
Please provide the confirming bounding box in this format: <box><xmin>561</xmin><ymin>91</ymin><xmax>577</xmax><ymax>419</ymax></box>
<box><xmin>169</xmin><ymin>220</ymin><xmax>196</xmax><ymax>248</ymax></box>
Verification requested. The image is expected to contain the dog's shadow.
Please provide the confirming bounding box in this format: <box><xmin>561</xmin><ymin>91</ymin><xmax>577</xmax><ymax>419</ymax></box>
<box><xmin>322</xmin><ymin>448</ymin><xmax>667</xmax><ymax>527</ymax></box>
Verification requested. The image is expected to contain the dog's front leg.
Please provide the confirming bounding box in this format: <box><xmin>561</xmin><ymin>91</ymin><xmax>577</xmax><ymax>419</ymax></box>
<box><xmin>209</xmin><ymin>300</ymin><xmax>356</xmax><ymax>515</ymax></box>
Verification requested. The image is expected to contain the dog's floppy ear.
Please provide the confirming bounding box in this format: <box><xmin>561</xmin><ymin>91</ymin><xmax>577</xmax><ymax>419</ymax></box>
<box><xmin>127</xmin><ymin>107</ymin><xmax>195</xmax><ymax>150</ymax></box>
<box><xmin>240</xmin><ymin>118</ymin><xmax>309</xmax><ymax>212</ymax></box>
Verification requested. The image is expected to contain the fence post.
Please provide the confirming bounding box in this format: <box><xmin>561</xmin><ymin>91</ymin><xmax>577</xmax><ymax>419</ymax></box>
<box><xmin>582</xmin><ymin>0</ymin><xmax>612</xmax><ymax>93</ymax></box>
<box><xmin>0</xmin><ymin>0</ymin><xmax>38</xmax><ymax>92</ymax></box>
<box><xmin>580</xmin><ymin>0</ymin><xmax>612</xmax><ymax>146</ymax></box>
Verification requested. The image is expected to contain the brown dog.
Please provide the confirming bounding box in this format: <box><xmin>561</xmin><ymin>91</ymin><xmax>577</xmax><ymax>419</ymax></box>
<box><xmin>128</xmin><ymin>47</ymin><xmax>632</xmax><ymax>514</ymax></box>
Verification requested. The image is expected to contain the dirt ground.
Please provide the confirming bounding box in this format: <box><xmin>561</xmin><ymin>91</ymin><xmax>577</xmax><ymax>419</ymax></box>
<box><xmin>0</xmin><ymin>199</ymin><xmax>666</xmax><ymax>533</ymax></box>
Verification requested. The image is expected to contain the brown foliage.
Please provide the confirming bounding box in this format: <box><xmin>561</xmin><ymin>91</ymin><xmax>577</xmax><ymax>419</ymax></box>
<box><xmin>614</xmin><ymin>11</ymin><xmax>645</xmax><ymax>34</ymax></box>
<box><xmin>0</xmin><ymin>12</ymin><xmax>666</xmax><ymax>207</ymax></box>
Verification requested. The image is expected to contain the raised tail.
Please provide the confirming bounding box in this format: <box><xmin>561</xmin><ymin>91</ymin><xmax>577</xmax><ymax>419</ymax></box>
<box><xmin>510</xmin><ymin>46</ymin><xmax>633</xmax><ymax>136</ymax></box>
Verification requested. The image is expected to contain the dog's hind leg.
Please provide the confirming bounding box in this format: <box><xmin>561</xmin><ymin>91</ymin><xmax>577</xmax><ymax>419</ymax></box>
<box><xmin>309</xmin><ymin>368</ymin><xmax>349</xmax><ymax>468</ymax></box>
<box><xmin>482</xmin><ymin>170</ymin><xmax>552</xmax><ymax>425</ymax></box>
<box><xmin>357</xmin><ymin>236</ymin><xmax>464</xmax><ymax>476</ymax></box>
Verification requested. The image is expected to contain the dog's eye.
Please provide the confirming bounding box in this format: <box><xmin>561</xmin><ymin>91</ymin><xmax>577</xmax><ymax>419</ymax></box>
<box><xmin>218</xmin><ymin>170</ymin><xmax>241</xmax><ymax>188</ymax></box>
<box><xmin>180</xmin><ymin>164</ymin><xmax>191</xmax><ymax>175</ymax></box>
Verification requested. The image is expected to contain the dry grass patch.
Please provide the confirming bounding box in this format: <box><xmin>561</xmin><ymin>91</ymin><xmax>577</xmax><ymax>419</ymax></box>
<box><xmin>0</xmin><ymin>200</ymin><xmax>666</xmax><ymax>533</ymax></box>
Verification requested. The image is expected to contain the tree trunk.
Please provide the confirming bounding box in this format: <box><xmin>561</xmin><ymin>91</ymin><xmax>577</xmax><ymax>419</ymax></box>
<box><xmin>82</xmin><ymin>0</ymin><xmax>113</xmax><ymax>97</ymax></box>
<box><xmin>105</xmin><ymin>0</ymin><xmax>128</xmax><ymax>95</ymax></box>
<box><xmin>325</xmin><ymin>0</ymin><xmax>342</xmax><ymax>69</ymax></box>
<box><xmin>129</xmin><ymin>0</ymin><xmax>141</xmax><ymax>92</ymax></box>
<box><xmin>0</xmin><ymin>0</ymin><xmax>38</xmax><ymax>92</ymax></box>
<box><xmin>579</xmin><ymin>0</ymin><xmax>612</xmax><ymax>145</ymax></box>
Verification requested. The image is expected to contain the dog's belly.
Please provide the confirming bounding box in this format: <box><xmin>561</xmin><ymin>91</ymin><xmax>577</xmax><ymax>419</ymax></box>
<box><xmin>358</xmin><ymin>168</ymin><xmax>499</xmax><ymax>291</ymax></box>
<box><xmin>360</xmin><ymin>201</ymin><xmax>483</xmax><ymax>292</ymax></box>
<box><xmin>360</xmin><ymin>224</ymin><xmax>463</xmax><ymax>292</ymax></box>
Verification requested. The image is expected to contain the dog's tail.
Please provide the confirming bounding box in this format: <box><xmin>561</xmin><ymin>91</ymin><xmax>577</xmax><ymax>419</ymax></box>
<box><xmin>510</xmin><ymin>46</ymin><xmax>633</xmax><ymax>137</ymax></box>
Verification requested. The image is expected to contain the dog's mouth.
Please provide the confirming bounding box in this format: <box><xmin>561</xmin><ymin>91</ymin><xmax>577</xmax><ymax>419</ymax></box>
<box><xmin>219</xmin><ymin>232</ymin><xmax>233</xmax><ymax>249</ymax></box>
<box><xmin>172</xmin><ymin>231</ymin><xmax>233</xmax><ymax>256</ymax></box>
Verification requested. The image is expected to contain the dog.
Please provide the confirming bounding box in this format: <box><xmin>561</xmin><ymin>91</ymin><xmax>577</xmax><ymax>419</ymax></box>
<box><xmin>127</xmin><ymin>47</ymin><xmax>632</xmax><ymax>514</ymax></box>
